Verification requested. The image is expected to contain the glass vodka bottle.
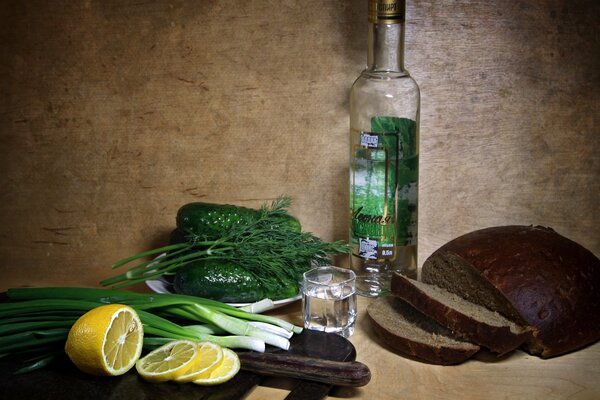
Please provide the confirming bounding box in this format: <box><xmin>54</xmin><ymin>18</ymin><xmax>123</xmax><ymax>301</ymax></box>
<box><xmin>349</xmin><ymin>0</ymin><xmax>420</xmax><ymax>297</ymax></box>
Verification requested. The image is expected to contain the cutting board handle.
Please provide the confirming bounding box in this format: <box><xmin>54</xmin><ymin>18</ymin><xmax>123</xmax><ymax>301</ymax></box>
<box><xmin>238</xmin><ymin>351</ymin><xmax>371</xmax><ymax>387</ymax></box>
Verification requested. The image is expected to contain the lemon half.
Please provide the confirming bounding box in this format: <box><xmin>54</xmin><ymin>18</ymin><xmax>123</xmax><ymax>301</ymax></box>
<box><xmin>65</xmin><ymin>304</ymin><xmax>144</xmax><ymax>376</ymax></box>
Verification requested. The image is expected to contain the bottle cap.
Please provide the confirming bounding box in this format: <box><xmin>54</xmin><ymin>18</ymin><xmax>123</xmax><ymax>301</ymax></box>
<box><xmin>368</xmin><ymin>0</ymin><xmax>405</xmax><ymax>24</ymax></box>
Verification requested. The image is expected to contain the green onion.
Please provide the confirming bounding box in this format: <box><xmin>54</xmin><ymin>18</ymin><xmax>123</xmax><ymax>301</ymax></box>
<box><xmin>239</xmin><ymin>299</ymin><xmax>275</xmax><ymax>313</ymax></box>
<box><xmin>14</xmin><ymin>351</ymin><xmax>62</xmax><ymax>374</ymax></box>
<box><xmin>0</xmin><ymin>320</ymin><xmax>77</xmax><ymax>336</ymax></box>
<box><xmin>248</xmin><ymin>321</ymin><xmax>294</xmax><ymax>339</ymax></box>
<box><xmin>1</xmin><ymin>286</ymin><xmax>301</xmax><ymax>372</ymax></box>
<box><xmin>0</xmin><ymin>328</ymin><xmax>70</xmax><ymax>353</ymax></box>
<box><xmin>6</xmin><ymin>287</ymin><xmax>302</xmax><ymax>334</ymax></box>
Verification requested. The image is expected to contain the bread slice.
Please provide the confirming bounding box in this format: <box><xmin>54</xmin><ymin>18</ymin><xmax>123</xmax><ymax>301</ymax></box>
<box><xmin>391</xmin><ymin>273</ymin><xmax>531</xmax><ymax>355</ymax></box>
<box><xmin>367</xmin><ymin>296</ymin><xmax>480</xmax><ymax>365</ymax></box>
<box><xmin>421</xmin><ymin>225</ymin><xmax>600</xmax><ymax>358</ymax></box>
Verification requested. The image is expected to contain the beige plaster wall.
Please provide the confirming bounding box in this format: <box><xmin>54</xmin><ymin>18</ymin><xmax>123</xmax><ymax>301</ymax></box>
<box><xmin>1</xmin><ymin>0</ymin><xmax>598</xmax><ymax>290</ymax></box>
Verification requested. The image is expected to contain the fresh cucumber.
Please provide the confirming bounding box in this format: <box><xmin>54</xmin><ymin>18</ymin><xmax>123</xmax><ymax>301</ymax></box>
<box><xmin>172</xmin><ymin>259</ymin><xmax>298</xmax><ymax>303</ymax></box>
<box><xmin>172</xmin><ymin>201</ymin><xmax>303</xmax><ymax>302</ymax></box>
<box><xmin>176</xmin><ymin>201</ymin><xmax>301</xmax><ymax>240</ymax></box>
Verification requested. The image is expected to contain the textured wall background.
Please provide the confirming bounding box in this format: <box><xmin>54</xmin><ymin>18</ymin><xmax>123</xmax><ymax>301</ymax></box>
<box><xmin>1</xmin><ymin>0</ymin><xmax>598</xmax><ymax>291</ymax></box>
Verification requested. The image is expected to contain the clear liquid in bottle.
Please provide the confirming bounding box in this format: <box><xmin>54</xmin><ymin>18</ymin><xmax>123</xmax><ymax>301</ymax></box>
<box><xmin>349</xmin><ymin>0</ymin><xmax>420</xmax><ymax>297</ymax></box>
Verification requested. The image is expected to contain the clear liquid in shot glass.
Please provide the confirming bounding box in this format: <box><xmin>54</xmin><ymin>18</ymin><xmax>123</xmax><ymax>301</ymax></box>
<box><xmin>302</xmin><ymin>267</ymin><xmax>357</xmax><ymax>338</ymax></box>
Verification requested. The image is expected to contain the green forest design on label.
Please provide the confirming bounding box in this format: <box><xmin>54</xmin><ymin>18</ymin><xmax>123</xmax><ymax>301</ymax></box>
<box><xmin>351</xmin><ymin>116</ymin><xmax>418</xmax><ymax>259</ymax></box>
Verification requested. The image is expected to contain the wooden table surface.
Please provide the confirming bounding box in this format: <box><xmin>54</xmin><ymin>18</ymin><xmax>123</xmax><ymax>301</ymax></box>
<box><xmin>246</xmin><ymin>296</ymin><xmax>600</xmax><ymax>400</ymax></box>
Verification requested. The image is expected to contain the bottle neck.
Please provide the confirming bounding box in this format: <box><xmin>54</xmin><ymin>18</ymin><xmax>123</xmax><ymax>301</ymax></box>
<box><xmin>367</xmin><ymin>22</ymin><xmax>405</xmax><ymax>73</ymax></box>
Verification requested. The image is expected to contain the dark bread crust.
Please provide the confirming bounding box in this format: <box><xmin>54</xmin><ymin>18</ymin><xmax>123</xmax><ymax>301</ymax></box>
<box><xmin>422</xmin><ymin>225</ymin><xmax>600</xmax><ymax>358</ymax></box>
<box><xmin>367</xmin><ymin>297</ymin><xmax>480</xmax><ymax>365</ymax></box>
<box><xmin>391</xmin><ymin>273</ymin><xmax>531</xmax><ymax>355</ymax></box>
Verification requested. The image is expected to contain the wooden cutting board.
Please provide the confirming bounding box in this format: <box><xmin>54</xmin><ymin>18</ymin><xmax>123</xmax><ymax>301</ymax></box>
<box><xmin>0</xmin><ymin>329</ymin><xmax>357</xmax><ymax>400</ymax></box>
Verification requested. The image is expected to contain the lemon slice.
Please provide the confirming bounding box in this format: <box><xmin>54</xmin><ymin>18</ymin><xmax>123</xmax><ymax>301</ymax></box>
<box><xmin>136</xmin><ymin>340</ymin><xmax>199</xmax><ymax>382</ymax></box>
<box><xmin>65</xmin><ymin>304</ymin><xmax>143</xmax><ymax>376</ymax></box>
<box><xmin>193</xmin><ymin>347</ymin><xmax>240</xmax><ymax>386</ymax></box>
<box><xmin>174</xmin><ymin>342</ymin><xmax>224</xmax><ymax>383</ymax></box>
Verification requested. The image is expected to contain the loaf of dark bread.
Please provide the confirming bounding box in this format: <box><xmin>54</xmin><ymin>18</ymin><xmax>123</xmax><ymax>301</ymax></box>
<box><xmin>391</xmin><ymin>273</ymin><xmax>531</xmax><ymax>355</ymax></box>
<box><xmin>421</xmin><ymin>225</ymin><xmax>600</xmax><ymax>358</ymax></box>
<box><xmin>367</xmin><ymin>296</ymin><xmax>480</xmax><ymax>365</ymax></box>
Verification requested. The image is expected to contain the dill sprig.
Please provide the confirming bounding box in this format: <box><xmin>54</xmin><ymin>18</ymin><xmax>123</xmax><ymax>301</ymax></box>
<box><xmin>101</xmin><ymin>197</ymin><xmax>348</xmax><ymax>290</ymax></box>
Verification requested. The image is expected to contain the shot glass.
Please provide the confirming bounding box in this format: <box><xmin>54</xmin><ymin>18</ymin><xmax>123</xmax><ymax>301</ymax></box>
<box><xmin>302</xmin><ymin>266</ymin><xmax>357</xmax><ymax>338</ymax></box>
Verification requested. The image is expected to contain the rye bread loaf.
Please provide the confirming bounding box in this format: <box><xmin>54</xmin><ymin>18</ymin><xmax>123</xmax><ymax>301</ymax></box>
<box><xmin>367</xmin><ymin>296</ymin><xmax>480</xmax><ymax>365</ymax></box>
<box><xmin>391</xmin><ymin>273</ymin><xmax>531</xmax><ymax>355</ymax></box>
<box><xmin>421</xmin><ymin>225</ymin><xmax>600</xmax><ymax>358</ymax></box>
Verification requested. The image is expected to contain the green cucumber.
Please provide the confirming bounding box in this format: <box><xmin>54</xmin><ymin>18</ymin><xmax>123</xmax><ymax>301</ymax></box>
<box><xmin>172</xmin><ymin>259</ymin><xmax>298</xmax><ymax>303</ymax></box>
<box><xmin>172</xmin><ymin>201</ymin><xmax>303</xmax><ymax>302</ymax></box>
<box><xmin>176</xmin><ymin>201</ymin><xmax>301</xmax><ymax>240</ymax></box>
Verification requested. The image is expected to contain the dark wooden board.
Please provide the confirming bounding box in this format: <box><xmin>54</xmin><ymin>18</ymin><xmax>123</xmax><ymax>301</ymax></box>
<box><xmin>0</xmin><ymin>329</ymin><xmax>356</xmax><ymax>400</ymax></box>
<box><xmin>284</xmin><ymin>330</ymin><xmax>357</xmax><ymax>400</ymax></box>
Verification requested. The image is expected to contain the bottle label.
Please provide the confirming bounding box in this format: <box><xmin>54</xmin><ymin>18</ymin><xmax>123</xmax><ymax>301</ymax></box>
<box><xmin>368</xmin><ymin>0</ymin><xmax>405</xmax><ymax>24</ymax></box>
<box><xmin>350</xmin><ymin>116</ymin><xmax>417</xmax><ymax>261</ymax></box>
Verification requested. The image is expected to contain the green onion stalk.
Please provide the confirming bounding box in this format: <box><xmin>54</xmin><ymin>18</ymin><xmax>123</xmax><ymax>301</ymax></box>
<box><xmin>0</xmin><ymin>287</ymin><xmax>303</xmax><ymax>373</ymax></box>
